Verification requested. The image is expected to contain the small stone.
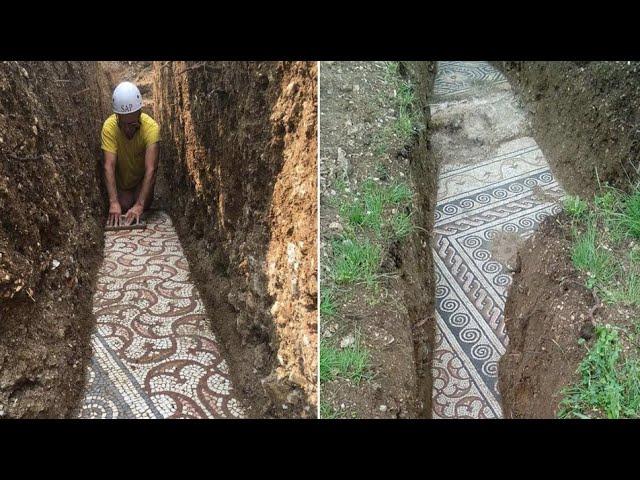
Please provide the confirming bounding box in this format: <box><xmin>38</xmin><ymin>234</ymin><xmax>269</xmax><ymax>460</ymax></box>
<box><xmin>51</xmin><ymin>259</ymin><xmax>60</xmax><ymax>270</ymax></box>
<box><xmin>328</xmin><ymin>221</ymin><xmax>343</xmax><ymax>232</ymax></box>
<box><xmin>340</xmin><ymin>334</ymin><xmax>355</xmax><ymax>349</ymax></box>
<box><xmin>379</xmin><ymin>405</ymin><xmax>387</xmax><ymax>412</ymax></box>
<box><xmin>286</xmin><ymin>81</ymin><xmax>298</xmax><ymax>95</ymax></box>
<box><xmin>337</xmin><ymin>147</ymin><xmax>348</xmax><ymax>177</ymax></box>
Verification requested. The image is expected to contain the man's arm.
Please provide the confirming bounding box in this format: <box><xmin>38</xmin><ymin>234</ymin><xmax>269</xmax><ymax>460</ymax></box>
<box><xmin>124</xmin><ymin>142</ymin><xmax>159</xmax><ymax>225</ymax></box>
<box><xmin>104</xmin><ymin>151</ymin><xmax>122</xmax><ymax>226</ymax></box>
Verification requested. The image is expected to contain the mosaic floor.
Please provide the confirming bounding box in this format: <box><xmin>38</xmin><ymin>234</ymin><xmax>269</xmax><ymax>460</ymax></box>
<box><xmin>431</xmin><ymin>61</ymin><xmax>508</xmax><ymax>101</ymax></box>
<box><xmin>431</xmin><ymin>61</ymin><xmax>565</xmax><ymax>418</ymax></box>
<box><xmin>78</xmin><ymin>211</ymin><xmax>244</xmax><ymax>419</ymax></box>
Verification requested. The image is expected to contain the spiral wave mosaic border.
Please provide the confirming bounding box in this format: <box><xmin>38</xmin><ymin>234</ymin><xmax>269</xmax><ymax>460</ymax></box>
<box><xmin>431</xmin><ymin>62</ymin><xmax>564</xmax><ymax>419</ymax></box>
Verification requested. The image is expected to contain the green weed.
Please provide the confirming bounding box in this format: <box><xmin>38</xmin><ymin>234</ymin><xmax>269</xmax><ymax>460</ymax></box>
<box><xmin>621</xmin><ymin>190</ymin><xmax>640</xmax><ymax>238</ymax></box>
<box><xmin>319</xmin><ymin>401</ymin><xmax>343</xmax><ymax>419</ymax></box>
<box><xmin>320</xmin><ymin>288</ymin><xmax>337</xmax><ymax>318</ymax></box>
<box><xmin>332</xmin><ymin>237</ymin><xmax>381</xmax><ymax>286</ymax></box>
<box><xmin>320</xmin><ymin>339</ymin><xmax>371</xmax><ymax>384</ymax></box>
<box><xmin>564</xmin><ymin>195</ymin><xmax>589</xmax><ymax>219</ymax></box>
<box><xmin>391</xmin><ymin>211</ymin><xmax>415</xmax><ymax>239</ymax></box>
<box><xmin>571</xmin><ymin>221</ymin><xmax>615</xmax><ymax>289</ymax></box>
<box><xmin>559</xmin><ymin>325</ymin><xmax>640</xmax><ymax>419</ymax></box>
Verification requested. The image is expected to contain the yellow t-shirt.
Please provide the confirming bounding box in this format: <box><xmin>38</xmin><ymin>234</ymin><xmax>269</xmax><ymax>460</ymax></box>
<box><xmin>101</xmin><ymin>112</ymin><xmax>160</xmax><ymax>190</ymax></box>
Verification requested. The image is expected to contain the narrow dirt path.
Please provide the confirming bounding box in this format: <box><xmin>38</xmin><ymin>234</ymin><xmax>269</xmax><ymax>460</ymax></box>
<box><xmin>430</xmin><ymin>62</ymin><xmax>565</xmax><ymax>418</ymax></box>
<box><xmin>78</xmin><ymin>211</ymin><xmax>244</xmax><ymax>418</ymax></box>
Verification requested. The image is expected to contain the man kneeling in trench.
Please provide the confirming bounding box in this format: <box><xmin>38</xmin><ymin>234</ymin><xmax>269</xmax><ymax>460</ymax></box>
<box><xmin>102</xmin><ymin>81</ymin><xmax>160</xmax><ymax>227</ymax></box>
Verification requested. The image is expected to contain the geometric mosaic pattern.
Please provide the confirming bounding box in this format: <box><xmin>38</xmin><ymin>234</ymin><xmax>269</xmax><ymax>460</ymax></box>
<box><xmin>432</xmin><ymin>61</ymin><xmax>508</xmax><ymax>99</ymax></box>
<box><xmin>431</xmin><ymin>62</ymin><xmax>564</xmax><ymax>418</ymax></box>
<box><xmin>78</xmin><ymin>211</ymin><xmax>244</xmax><ymax>419</ymax></box>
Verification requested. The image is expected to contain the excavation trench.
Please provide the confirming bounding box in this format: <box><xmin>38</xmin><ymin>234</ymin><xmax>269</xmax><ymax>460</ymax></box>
<box><xmin>319</xmin><ymin>61</ymin><xmax>576</xmax><ymax>419</ymax></box>
<box><xmin>0</xmin><ymin>61</ymin><xmax>317</xmax><ymax>418</ymax></box>
<box><xmin>492</xmin><ymin>62</ymin><xmax>640</xmax><ymax>418</ymax></box>
<box><xmin>426</xmin><ymin>62</ymin><xmax>564</xmax><ymax>418</ymax></box>
<box><xmin>319</xmin><ymin>62</ymin><xmax>438</xmax><ymax>418</ymax></box>
<box><xmin>411</xmin><ymin>61</ymin><xmax>640</xmax><ymax>419</ymax></box>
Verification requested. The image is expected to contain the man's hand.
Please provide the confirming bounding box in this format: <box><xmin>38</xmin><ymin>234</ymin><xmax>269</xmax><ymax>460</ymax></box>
<box><xmin>108</xmin><ymin>201</ymin><xmax>122</xmax><ymax>227</ymax></box>
<box><xmin>124</xmin><ymin>203</ymin><xmax>144</xmax><ymax>226</ymax></box>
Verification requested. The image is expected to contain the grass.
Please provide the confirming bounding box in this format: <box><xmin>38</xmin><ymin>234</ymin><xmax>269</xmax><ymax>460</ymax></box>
<box><xmin>319</xmin><ymin>401</ymin><xmax>343</xmax><ymax>419</ymax></box>
<box><xmin>383</xmin><ymin>61</ymin><xmax>419</xmax><ymax>141</ymax></box>
<box><xmin>320</xmin><ymin>339</ymin><xmax>371</xmax><ymax>384</ymax></box>
<box><xmin>334</xmin><ymin>178</ymin><xmax>348</xmax><ymax>193</ymax></box>
<box><xmin>332</xmin><ymin>237</ymin><xmax>381</xmax><ymax>286</ymax></box>
<box><xmin>559</xmin><ymin>325</ymin><xmax>640</xmax><ymax>419</ymax></box>
<box><xmin>385</xmin><ymin>61</ymin><xmax>399</xmax><ymax>79</ymax></box>
<box><xmin>375</xmin><ymin>163</ymin><xmax>389</xmax><ymax>180</ymax></box>
<box><xmin>339</xmin><ymin>200</ymin><xmax>367</xmax><ymax>228</ymax></box>
<box><xmin>387</xmin><ymin>182</ymin><xmax>413</xmax><ymax>205</ymax></box>
<box><xmin>319</xmin><ymin>61</ymin><xmax>421</xmax><ymax>410</ymax></box>
<box><xmin>620</xmin><ymin>190</ymin><xmax>640</xmax><ymax>238</ymax></box>
<box><xmin>361</xmin><ymin>182</ymin><xmax>386</xmax><ymax>234</ymax></box>
<box><xmin>394</xmin><ymin>112</ymin><xmax>414</xmax><ymax>138</ymax></box>
<box><xmin>338</xmin><ymin>180</ymin><xmax>415</xmax><ymax>240</ymax></box>
<box><xmin>603</xmin><ymin>269</ymin><xmax>640</xmax><ymax>306</ymax></box>
<box><xmin>561</xmin><ymin>184</ymin><xmax>640</xmax><ymax>418</ymax></box>
<box><xmin>392</xmin><ymin>211</ymin><xmax>415</xmax><ymax>239</ymax></box>
<box><xmin>571</xmin><ymin>220</ymin><xmax>615</xmax><ymax>289</ymax></box>
<box><xmin>564</xmin><ymin>195</ymin><xmax>589</xmax><ymax>219</ymax></box>
<box><xmin>320</xmin><ymin>287</ymin><xmax>337</xmax><ymax>319</ymax></box>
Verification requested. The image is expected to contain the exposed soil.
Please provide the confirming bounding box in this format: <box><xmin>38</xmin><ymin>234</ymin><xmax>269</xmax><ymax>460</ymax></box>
<box><xmin>153</xmin><ymin>61</ymin><xmax>317</xmax><ymax>418</ymax></box>
<box><xmin>498</xmin><ymin>212</ymin><xmax>637</xmax><ymax>418</ymax></box>
<box><xmin>100</xmin><ymin>61</ymin><xmax>155</xmax><ymax>114</ymax></box>
<box><xmin>1</xmin><ymin>60</ymin><xmax>317</xmax><ymax>419</ymax></box>
<box><xmin>0</xmin><ymin>61</ymin><xmax>111</xmax><ymax>418</ymax></box>
<box><xmin>495</xmin><ymin>61</ymin><xmax>640</xmax><ymax>198</ymax></box>
<box><xmin>319</xmin><ymin>61</ymin><xmax>437</xmax><ymax>418</ymax></box>
<box><xmin>430</xmin><ymin>81</ymin><xmax>528</xmax><ymax>169</ymax></box>
<box><xmin>496</xmin><ymin>62</ymin><xmax>640</xmax><ymax>417</ymax></box>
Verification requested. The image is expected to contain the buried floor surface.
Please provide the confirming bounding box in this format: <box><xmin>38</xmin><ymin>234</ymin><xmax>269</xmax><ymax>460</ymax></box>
<box><xmin>78</xmin><ymin>210</ymin><xmax>244</xmax><ymax>419</ymax></box>
<box><xmin>430</xmin><ymin>61</ymin><xmax>565</xmax><ymax>418</ymax></box>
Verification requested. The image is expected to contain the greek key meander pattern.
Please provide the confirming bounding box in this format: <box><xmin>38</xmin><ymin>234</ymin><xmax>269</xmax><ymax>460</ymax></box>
<box><xmin>431</xmin><ymin>62</ymin><xmax>564</xmax><ymax>419</ymax></box>
<box><xmin>79</xmin><ymin>211</ymin><xmax>244</xmax><ymax>419</ymax></box>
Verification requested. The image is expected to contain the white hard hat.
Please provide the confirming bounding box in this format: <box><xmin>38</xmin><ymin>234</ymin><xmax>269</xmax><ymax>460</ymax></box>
<box><xmin>112</xmin><ymin>81</ymin><xmax>142</xmax><ymax>114</ymax></box>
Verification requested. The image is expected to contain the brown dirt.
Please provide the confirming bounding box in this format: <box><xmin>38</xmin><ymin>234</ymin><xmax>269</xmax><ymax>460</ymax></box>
<box><xmin>100</xmin><ymin>62</ymin><xmax>154</xmax><ymax>103</ymax></box>
<box><xmin>498</xmin><ymin>212</ymin><xmax>637</xmax><ymax>418</ymax></box>
<box><xmin>494</xmin><ymin>62</ymin><xmax>640</xmax><ymax>418</ymax></box>
<box><xmin>152</xmin><ymin>61</ymin><xmax>317</xmax><ymax>418</ymax></box>
<box><xmin>319</xmin><ymin>61</ymin><xmax>437</xmax><ymax>418</ymax></box>
<box><xmin>495</xmin><ymin>61</ymin><xmax>640</xmax><ymax>197</ymax></box>
<box><xmin>0</xmin><ymin>61</ymin><xmax>111</xmax><ymax>418</ymax></box>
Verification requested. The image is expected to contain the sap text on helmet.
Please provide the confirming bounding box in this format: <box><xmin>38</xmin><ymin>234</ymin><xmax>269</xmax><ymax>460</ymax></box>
<box><xmin>112</xmin><ymin>81</ymin><xmax>143</xmax><ymax>114</ymax></box>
